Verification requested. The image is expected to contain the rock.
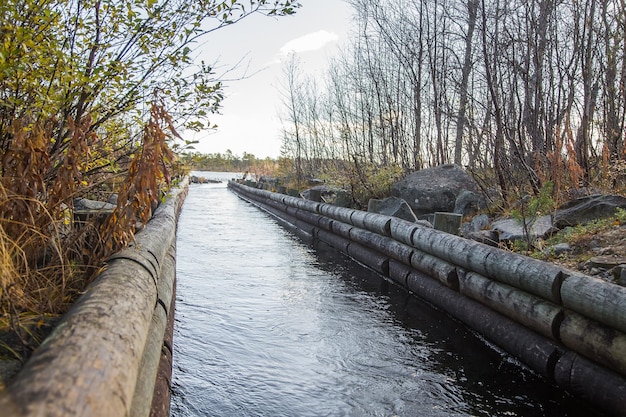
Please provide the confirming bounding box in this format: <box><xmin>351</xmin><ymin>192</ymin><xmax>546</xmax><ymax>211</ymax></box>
<box><xmin>461</xmin><ymin>213</ymin><xmax>490</xmax><ymax>236</ymax></box>
<box><xmin>469</xmin><ymin>214</ymin><xmax>490</xmax><ymax>232</ymax></box>
<box><xmin>491</xmin><ymin>215</ymin><xmax>555</xmax><ymax>242</ymax></box>
<box><xmin>74</xmin><ymin>198</ymin><xmax>116</xmax><ymax>212</ymax></box>
<box><xmin>301</xmin><ymin>185</ymin><xmax>340</xmax><ymax>202</ymax></box>
<box><xmin>391</xmin><ymin>164</ymin><xmax>481</xmax><ymax>216</ymax></box>
<box><xmin>433</xmin><ymin>212</ymin><xmax>463</xmax><ymax>235</ymax></box>
<box><xmin>419</xmin><ymin>213</ymin><xmax>435</xmax><ymax>225</ymax></box>
<box><xmin>553</xmin><ymin>194</ymin><xmax>626</xmax><ymax>229</ymax></box>
<box><xmin>465</xmin><ymin>230</ymin><xmax>500</xmax><ymax>247</ymax></box>
<box><xmin>549</xmin><ymin>243</ymin><xmax>572</xmax><ymax>255</ymax></box>
<box><xmin>454</xmin><ymin>190</ymin><xmax>487</xmax><ymax>216</ymax></box>
<box><xmin>609</xmin><ymin>264</ymin><xmax>626</xmax><ymax>281</ymax></box>
<box><xmin>334</xmin><ymin>190</ymin><xmax>352</xmax><ymax>207</ymax></box>
<box><xmin>368</xmin><ymin>196</ymin><xmax>418</xmax><ymax>222</ymax></box>
<box><xmin>587</xmin><ymin>255</ymin><xmax>626</xmax><ymax>270</ymax></box>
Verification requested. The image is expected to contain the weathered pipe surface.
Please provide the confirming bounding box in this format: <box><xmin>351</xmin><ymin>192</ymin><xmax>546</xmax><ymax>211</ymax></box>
<box><xmin>347</xmin><ymin>241</ymin><xmax>390</xmax><ymax>276</ymax></box>
<box><xmin>329</xmin><ymin>218</ymin><xmax>353</xmax><ymax>240</ymax></box>
<box><xmin>318</xmin><ymin>203</ymin><xmax>354</xmax><ymax>226</ymax></box>
<box><xmin>150</xmin><ymin>281</ymin><xmax>176</xmax><ymax>417</ymax></box>
<box><xmin>388</xmin><ymin>259</ymin><xmax>412</xmax><ymax>288</ymax></box>
<box><xmin>261</xmin><ymin>197</ymin><xmax>288</xmax><ymax>214</ymax></box>
<box><xmin>410</xmin><ymin>249</ymin><xmax>459</xmax><ymax>290</ymax></box>
<box><xmin>411</xmin><ymin>226</ymin><xmax>565</xmax><ymax>303</ymax></box>
<box><xmin>561</xmin><ymin>273</ymin><xmax>626</xmax><ymax>335</ymax></box>
<box><xmin>559</xmin><ymin>312</ymin><xmax>626</xmax><ymax>378</ymax></box>
<box><xmin>294</xmin><ymin>207</ymin><xmax>326</xmax><ymax>229</ymax></box>
<box><xmin>131</xmin><ymin>298</ymin><xmax>169</xmax><ymax>417</ymax></box>
<box><xmin>349</xmin><ymin>210</ymin><xmax>392</xmax><ymax>236</ymax></box>
<box><xmin>346</xmin><ymin>225</ymin><xmax>459</xmax><ymax>290</ymax></box>
<box><xmin>290</xmin><ymin>197</ymin><xmax>322</xmax><ymax>213</ymax></box>
<box><xmin>459</xmin><ymin>272</ymin><xmax>564</xmax><ymax>341</ymax></box>
<box><xmin>130</xmin><ymin>244</ymin><xmax>177</xmax><ymax>417</ymax></box>
<box><xmin>0</xmin><ymin>258</ymin><xmax>158</xmax><ymax>417</ymax></box>
<box><xmin>554</xmin><ymin>351</ymin><xmax>626</xmax><ymax>417</ymax></box>
<box><xmin>406</xmin><ymin>270</ymin><xmax>560</xmax><ymax>379</ymax></box>
<box><xmin>390</xmin><ymin>218</ymin><xmax>421</xmax><ymax>246</ymax></box>
<box><xmin>285</xmin><ymin>205</ymin><xmax>299</xmax><ymax>219</ymax></box>
<box><xmin>316</xmin><ymin>228</ymin><xmax>351</xmax><ymax>253</ymax></box>
<box><xmin>0</xmin><ymin>181</ymin><xmax>187</xmax><ymax>417</ymax></box>
<box><xmin>317</xmin><ymin>215</ymin><xmax>334</xmax><ymax>232</ymax></box>
<box><xmin>348</xmin><ymin>227</ymin><xmax>414</xmax><ymax>265</ymax></box>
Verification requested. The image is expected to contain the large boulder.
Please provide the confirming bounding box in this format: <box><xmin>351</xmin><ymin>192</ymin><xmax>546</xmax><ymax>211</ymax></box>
<box><xmin>454</xmin><ymin>190</ymin><xmax>487</xmax><ymax>216</ymax></box>
<box><xmin>391</xmin><ymin>164</ymin><xmax>481</xmax><ymax>216</ymax></box>
<box><xmin>368</xmin><ymin>196</ymin><xmax>419</xmax><ymax>222</ymax></box>
<box><xmin>553</xmin><ymin>194</ymin><xmax>626</xmax><ymax>229</ymax></box>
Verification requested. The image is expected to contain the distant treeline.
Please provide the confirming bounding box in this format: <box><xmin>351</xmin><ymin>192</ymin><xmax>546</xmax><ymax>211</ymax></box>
<box><xmin>181</xmin><ymin>151</ymin><xmax>280</xmax><ymax>175</ymax></box>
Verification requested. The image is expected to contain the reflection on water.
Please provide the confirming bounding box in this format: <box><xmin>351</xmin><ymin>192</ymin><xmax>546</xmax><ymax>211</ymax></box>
<box><xmin>171</xmin><ymin>174</ymin><xmax>603</xmax><ymax>417</ymax></box>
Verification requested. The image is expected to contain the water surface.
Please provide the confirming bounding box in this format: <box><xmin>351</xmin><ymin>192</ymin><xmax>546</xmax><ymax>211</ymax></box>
<box><xmin>171</xmin><ymin>176</ymin><xmax>603</xmax><ymax>417</ymax></box>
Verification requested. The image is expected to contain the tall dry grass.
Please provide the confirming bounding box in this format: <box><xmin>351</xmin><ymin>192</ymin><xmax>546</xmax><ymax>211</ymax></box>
<box><xmin>0</xmin><ymin>101</ymin><xmax>179</xmax><ymax>360</ymax></box>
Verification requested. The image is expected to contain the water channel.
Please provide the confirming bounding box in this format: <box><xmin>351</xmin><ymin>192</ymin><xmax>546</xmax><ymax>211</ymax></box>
<box><xmin>170</xmin><ymin>174</ymin><xmax>604</xmax><ymax>417</ymax></box>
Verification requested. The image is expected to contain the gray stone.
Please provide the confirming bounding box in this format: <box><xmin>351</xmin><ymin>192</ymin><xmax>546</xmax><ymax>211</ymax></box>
<box><xmin>308</xmin><ymin>189</ymin><xmax>322</xmax><ymax>201</ymax></box>
<box><xmin>587</xmin><ymin>255</ymin><xmax>626</xmax><ymax>269</ymax></box>
<box><xmin>491</xmin><ymin>215</ymin><xmax>555</xmax><ymax>242</ymax></box>
<box><xmin>368</xmin><ymin>196</ymin><xmax>418</xmax><ymax>222</ymax></box>
<box><xmin>550</xmin><ymin>243</ymin><xmax>572</xmax><ymax>255</ymax></box>
<box><xmin>553</xmin><ymin>194</ymin><xmax>626</xmax><ymax>229</ymax></box>
<box><xmin>107</xmin><ymin>193</ymin><xmax>119</xmax><ymax>205</ymax></box>
<box><xmin>465</xmin><ymin>230</ymin><xmax>500</xmax><ymax>247</ymax></box>
<box><xmin>74</xmin><ymin>198</ymin><xmax>116</xmax><ymax>212</ymax></box>
<box><xmin>301</xmin><ymin>185</ymin><xmax>337</xmax><ymax>201</ymax></box>
<box><xmin>433</xmin><ymin>212</ymin><xmax>463</xmax><ymax>235</ymax></box>
<box><xmin>454</xmin><ymin>190</ymin><xmax>487</xmax><ymax>216</ymax></box>
<box><xmin>469</xmin><ymin>214</ymin><xmax>490</xmax><ymax>232</ymax></box>
<box><xmin>419</xmin><ymin>213</ymin><xmax>435</xmax><ymax>225</ymax></box>
<box><xmin>391</xmin><ymin>164</ymin><xmax>480</xmax><ymax>216</ymax></box>
<box><xmin>334</xmin><ymin>191</ymin><xmax>352</xmax><ymax>207</ymax></box>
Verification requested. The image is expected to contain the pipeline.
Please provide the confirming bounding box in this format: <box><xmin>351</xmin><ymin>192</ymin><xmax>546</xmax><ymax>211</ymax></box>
<box><xmin>229</xmin><ymin>180</ymin><xmax>626</xmax><ymax>416</ymax></box>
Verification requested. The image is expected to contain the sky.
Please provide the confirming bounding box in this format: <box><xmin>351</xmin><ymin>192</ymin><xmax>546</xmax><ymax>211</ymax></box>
<box><xmin>187</xmin><ymin>0</ymin><xmax>354</xmax><ymax>159</ymax></box>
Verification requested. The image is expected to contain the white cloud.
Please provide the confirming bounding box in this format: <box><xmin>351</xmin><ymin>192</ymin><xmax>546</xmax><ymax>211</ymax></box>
<box><xmin>279</xmin><ymin>30</ymin><xmax>339</xmax><ymax>55</ymax></box>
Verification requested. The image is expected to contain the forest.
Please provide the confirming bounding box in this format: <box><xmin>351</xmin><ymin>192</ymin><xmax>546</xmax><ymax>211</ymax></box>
<box><xmin>278</xmin><ymin>0</ymin><xmax>626</xmax><ymax>207</ymax></box>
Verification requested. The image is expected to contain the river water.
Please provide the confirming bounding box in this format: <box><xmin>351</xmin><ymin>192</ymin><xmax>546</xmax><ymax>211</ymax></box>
<box><xmin>170</xmin><ymin>174</ymin><xmax>603</xmax><ymax>417</ymax></box>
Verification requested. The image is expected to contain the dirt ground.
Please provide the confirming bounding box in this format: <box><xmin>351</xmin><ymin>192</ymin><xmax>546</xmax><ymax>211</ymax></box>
<box><xmin>532</xmin><ymin>223</ymin><xmax>626</xmax><ymax>284</ymax></box>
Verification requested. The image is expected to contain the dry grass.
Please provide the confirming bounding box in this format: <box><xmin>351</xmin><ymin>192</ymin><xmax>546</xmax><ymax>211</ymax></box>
<box><xmin>0</xmin><ymin>101</ymin><xmax>180</xmax><ymax>361</ymax></box>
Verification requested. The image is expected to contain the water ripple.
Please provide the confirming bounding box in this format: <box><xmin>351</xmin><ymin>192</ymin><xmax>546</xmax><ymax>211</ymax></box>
<box><xmin>171</xmin><ymin>176</ymin><xmax>603</xmax><ymax>417</ymax></box>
